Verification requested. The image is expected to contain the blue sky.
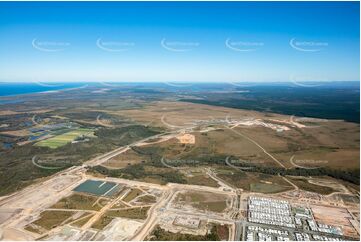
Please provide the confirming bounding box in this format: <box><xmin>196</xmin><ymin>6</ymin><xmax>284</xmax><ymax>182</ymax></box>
<box><xmin>0</xmin><ymin>1</ymin><xmax>359</xmax><ymax>83</ymax></box>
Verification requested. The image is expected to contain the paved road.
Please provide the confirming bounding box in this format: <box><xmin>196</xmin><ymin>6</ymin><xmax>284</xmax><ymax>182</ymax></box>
<box><xmin>131</xmin><ymin>190</ymin><xmax>173</xmax><ymax>240</ymax></box>
<box><xmin>234</xmin><ymin>220</ymin><xmax>246</xmax><ymax>241</ymax></box>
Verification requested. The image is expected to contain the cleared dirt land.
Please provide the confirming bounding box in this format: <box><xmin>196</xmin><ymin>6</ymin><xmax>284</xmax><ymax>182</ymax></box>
<box><xmin>311</xmin><ymin>205</ymin><xmax>359</xmax><ymax>238</ymax></box>
<box><xmin>116</xmin><ymin>101</ymin><xmax>265</xmax><ymax>129</ymax></box>
<box><xmin>114</xmin><ymin>101</ymin><xmax>359</xmax><ymax>170</ymax></box>
<box><xmin>173</xmin><ymin>191</ymin><xmax>231</xmax><ymax>213</ymax></box>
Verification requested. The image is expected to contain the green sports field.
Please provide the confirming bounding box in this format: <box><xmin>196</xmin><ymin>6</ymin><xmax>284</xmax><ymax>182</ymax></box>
<box><xmin>35</xmin><ymin>128</ymin><xmax>96</xmax><ymax>149</ymax></box>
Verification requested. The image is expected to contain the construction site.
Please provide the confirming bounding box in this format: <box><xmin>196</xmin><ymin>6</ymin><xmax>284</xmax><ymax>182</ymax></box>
<box><xmin>0</xmin><ymin>101</ymin><xmax>359</xmax><ymax>241</ymax></box>
<box><xmin>0</xmin><ymin>161</ymin><xmax>359</xmax><ymax>241</ymax></box>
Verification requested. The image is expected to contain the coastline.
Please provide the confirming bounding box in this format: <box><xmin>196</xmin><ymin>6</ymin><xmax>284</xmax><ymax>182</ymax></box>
<box><xmin>0</xmin><ymin>82</ymin><xmax>87</xmax><ymax>98</ymax></box>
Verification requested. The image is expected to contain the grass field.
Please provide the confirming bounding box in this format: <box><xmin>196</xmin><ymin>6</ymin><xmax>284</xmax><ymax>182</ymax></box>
<box><xmin>119</xmin><ymin>101</ymin><xmax>360</xmax><ymax>170</ymax></box>
<box><xmin>250</xmin><ymin>182</ymin><xmax>292</xmax><ymax>193</ymax></box>
<box><xmin>91</xmin><ymin>215</ymin><xmax>114</xmax><ymax>230</ymax></box>
<box><xmin>287</xmin><ymin>177</ymin><xmax>336</xmax><ymax>195</ymax></box>
<box><xmin>70</xmin><ymin>213</ymin><xmax>93</xmax><ymax>227</ymax></box>
<box><xmin>30</xmin><ymin>210</ymin><xmax>75</xmax><ymax>231</ymax></box>
<box><xmin>24</xmin><ymin>224</ymin><xmax>44</xmax><ymax>235</ymax></box>
<box><xmin>104</xmin><ymin>149</ymin><xmax>147</xmax><ymax>168</ymax></box>
<box><xmin>35</xmin><ymin>128</ymin><xmax>95</xmax><ymax>149</ymax></box>
<box><xmin>105</xmin><ymin>206</ymin><xmax>150</xmax><ymax>220</ymax></box>
<box><xmin>184</xmin><ymin>173</ymin><xmax>220</xmax><ymax>188</ymax></box>
<box><xmin>136</xmin><ymin>195</ymin><xmax>157</xmax><ymax>204</ymax></box>
<box><xmin>216</xmin><ymin>167</ymin><xmax>293</xmax><ymax>191</ymax></box>
<box><xmin>123</xmin><ymin>188</ymin><xmax>143</xmax><ymax>202</ymax></box>
<box><xmin>175</xmin><ymin>191</ymin><xmax>229</xmax><ymax>213</ymax></box>
<box><xmin>148</xmin><ymin>224</ymin><xmax>223</xmax><ymax>241</ymax></box>
<box><xmin>51</xmin><ymin>193</ymin><xmax>105</xmax><ymax>211</ymax></box>
<box><xmin>111</xmin><ymin>201</ymin><xmax>129</xmax><ymax>209</ymax></box>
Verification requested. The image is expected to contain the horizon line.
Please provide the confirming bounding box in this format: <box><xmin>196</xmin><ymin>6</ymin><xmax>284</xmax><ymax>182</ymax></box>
<box><xmin>0</xmin><ymin>80</ymin><xmax>360</xmax><ymax>84</ymax></box>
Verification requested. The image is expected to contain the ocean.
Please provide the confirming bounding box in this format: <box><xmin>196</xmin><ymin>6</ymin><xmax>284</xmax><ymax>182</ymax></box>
<box><xmin>0</xmin><ymin>82</ymin><xmax>84</xmax><ymax>97</ymax></box>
